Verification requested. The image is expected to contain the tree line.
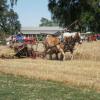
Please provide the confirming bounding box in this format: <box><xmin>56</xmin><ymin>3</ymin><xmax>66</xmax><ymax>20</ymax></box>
<box><xmin>48</xmin><ymin>0</ymin><xmax>100</xmax><ymax>32</ymax></box>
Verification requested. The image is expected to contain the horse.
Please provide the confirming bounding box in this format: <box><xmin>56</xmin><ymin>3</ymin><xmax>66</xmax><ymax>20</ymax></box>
<box><xmin>43</xmin><ymin>35</ymin><xmax>66</xmax><ymax>60</ymax></box>
<box><xmin>43</xmin><ymin>31</ymin><xmax>82</xmax><ymax>60</ymax></box>
<box><xmin>63</xmin><ymin>31</ymin><xmax>82</xmax><ymax>44</ymax></box>
<box><xmin>62</xmin><ymin>32</ymin><xmax>82</xmax><ymax>59</ymax></box>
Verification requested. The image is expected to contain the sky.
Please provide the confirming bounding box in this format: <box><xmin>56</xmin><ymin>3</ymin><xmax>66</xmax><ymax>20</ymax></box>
<box><xmin>13</xmin><ymin>0</ymin><xmax>51</xmax><ymax>27</ymax></box>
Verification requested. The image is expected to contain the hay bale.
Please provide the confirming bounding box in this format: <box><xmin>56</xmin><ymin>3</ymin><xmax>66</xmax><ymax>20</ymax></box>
<box><xmin>0</xmin><ymin>45</ymin><xmax>15</xmax><ymax>58</ymax></box>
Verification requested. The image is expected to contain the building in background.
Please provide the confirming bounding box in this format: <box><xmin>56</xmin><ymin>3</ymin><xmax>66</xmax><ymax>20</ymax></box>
<box><xmin>21</xmin><ymin>27</ymin><xmax>63</xmax><ymax>34</ymax></box>
<box><xmin>21</xmin><ymin>26</ymin><xmax>63</xmax><ymax>41</ymax></box>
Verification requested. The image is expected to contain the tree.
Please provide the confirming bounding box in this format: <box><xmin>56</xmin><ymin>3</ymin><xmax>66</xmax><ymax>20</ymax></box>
<box><xmin>6</xmin><ymin>9</ymin><xmax>21</xmax><ymax>34</ymax></box>
<box><xmin>10</xmin><ymin>0</ymin><xmax>17</xmax><ymax>7</ymax></box>
<box><xmin>80</xmin><ymin>0</ymin><xmax>100</xmax><ymax>32</ymax></box>
<box><xmin>39</xmin><ymin>17</ymin><xmax>59</xmax><ymax>26</ymax></box>
<box><xmin>0</xmin><ymin>0</ymin><xmax>21</xmax><ymax>37</ymax></box>
<box><xmin>48</xmin><ymin>0</ymin><xmax>100</xmax><ymax>32</ymax></box>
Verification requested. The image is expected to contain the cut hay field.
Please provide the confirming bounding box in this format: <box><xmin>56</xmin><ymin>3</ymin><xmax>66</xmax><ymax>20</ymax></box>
<box><xmin>0</xmin><ymin>41</ymin><xmax>100</xmax><ymax>90</ymax></box>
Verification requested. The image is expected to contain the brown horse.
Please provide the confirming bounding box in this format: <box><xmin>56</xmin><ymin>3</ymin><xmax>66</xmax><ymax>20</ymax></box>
<box><xmin>43</xmin><ymin>35</ymin><xmax>65</xmax><ymax>60</ymax></box>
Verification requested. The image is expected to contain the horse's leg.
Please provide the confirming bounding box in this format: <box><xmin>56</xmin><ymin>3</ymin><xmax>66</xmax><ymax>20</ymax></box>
<box><xmin>49</xmin><ymin>54</ymin><xmax>52</xmax><ymax>60</ymax></box>
<box><xmin>61</xmin><ymin>49</ymin><xmax>65</xmax><ymax>60</ymax></box>
<box><xmin>70</xmin><ymin>50</ymin><xmax>74</xmax><ymax>60</ymax></box>
<box><xmin>43</xmin><ymin>47</ymin><xmax>48</xmax><ymax>59</ymax></box>
<box><xmin>56</xmin><ymin>45</ymin><xmax>65</xmax><ymax>61</ymax></box>
<box><xmin>71</xmin><ymin>53</ymin><xmax>73</xmax><ymax>60</ymax></box>
<box><xmin>55</xmin><ymin>53</ymin><xmax>59</xmax><ymax>60</ymax></box>
<box><xmin>43</xmin><ymin>49</ymin><xmax>47</xmax><ymax>58</ymax></box>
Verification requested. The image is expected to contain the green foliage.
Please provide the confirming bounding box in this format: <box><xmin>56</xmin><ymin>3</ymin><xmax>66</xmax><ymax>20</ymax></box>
<box><xmin>0</xmin><ymin>40</ymin><xmax>6</xmax><ymax>45</ymax></box>
<box><xmin>6</xmin><ymin>9</ymin><xmax>21</xmax><ymax>34</ymax></box>
<box><xmin>0</xmin><ymin>73</ymin><xmax>100</xmax><ymax>100</ymax></box>
<box><xmin>80</xmin><ymin>12</ymin><xmax>95</xmax><ymax>32</ymax></box>
<box><xmin>37</xmin><ymin>34</ymin><xmax>44</xmax><ymax>41</ymax></box>
<box><xmin>39</xmin><ymin>17</ymin><xmax>59</xmax><ymax>26</ymax></box>
<box><xmin>48</xmin><ymin>0</ymin><xmax>100</xmax><ymax>32</ymax></box>
<box><xmin>10</xmin><ymin>0</ymin><xmax>17</xmax><ymax>7</ymax></box>
<box><xmin>0</xmin><ymin>0</ymin><xmax>21</xmax><ymax>37</ymax></box>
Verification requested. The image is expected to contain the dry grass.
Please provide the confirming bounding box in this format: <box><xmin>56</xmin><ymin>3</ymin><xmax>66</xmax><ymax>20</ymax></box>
<box><xmin>0</xmin><ymin>59</ymin><xmax>100</xmax><ymax>90</ymax></box>
<box><xmin>0</xmin><ymin>45</ymin><xmax>15</xmax><ymax>58</ymax></box>
<box><xmin>0</xmin><ymin>41</ymin><xmax>100</xmax><ymax>90</ymax></box>
<box><xmin>74</xmin><ymin>41</ymin><xmax>100</xmax><ymax>61</ymax></box>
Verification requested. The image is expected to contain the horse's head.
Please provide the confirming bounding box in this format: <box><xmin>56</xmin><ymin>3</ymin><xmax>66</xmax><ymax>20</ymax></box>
<box><xmin>74</xmin><ymin>32</ymin><xmax>82</xmax><ymax>44</ymax></box>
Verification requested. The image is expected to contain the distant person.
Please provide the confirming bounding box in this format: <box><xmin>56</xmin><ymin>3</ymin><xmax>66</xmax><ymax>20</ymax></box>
<box><xmin>16</xmin><ymin>32</ymin><xmax>24</xmax><ymax>43</ymax></box>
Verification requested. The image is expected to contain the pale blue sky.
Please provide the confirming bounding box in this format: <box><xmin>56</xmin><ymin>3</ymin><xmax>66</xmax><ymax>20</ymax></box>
<box><xmin>14</xmin><ymin>0</ymin><xmax>51</xmax><ymax>27</ymax></box>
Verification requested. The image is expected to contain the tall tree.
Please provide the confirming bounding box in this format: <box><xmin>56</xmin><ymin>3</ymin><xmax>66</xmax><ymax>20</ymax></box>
<box><xmin>39</xmin><ymin>17</ymin><xmax>59</xmax><ymax>26</ymax></box>
<box><xmin>0</xmin><ymin>0</ymin><xmax>21</xmax><ymax>36</ymax></box>
<box><xmin>48</xmin><ymin>0</ymin><xmax>100</xmax><ymax>32</ymax></box>
<box><xmin>0</xmin><ymin>0</ymin><xmax>9</xmax><ymax>33</ymax></box>
<box><xmin>10</xmin><ymin>0</ymin><xmax>17</xmax><ymax>7</ymax></box>
<box><xmin>6</xmin><ymin>9</ymin><xmax>21</xmax><ymax>34</ymax></box>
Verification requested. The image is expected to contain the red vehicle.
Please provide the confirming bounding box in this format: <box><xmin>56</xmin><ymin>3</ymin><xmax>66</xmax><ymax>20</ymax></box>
<box><xmin>24</xmin><ymin>37</ymin><xmax>37</xmax><ymax>45</ymax></box>
<box><xmin>87</xmin><ymin>35</ymin><xmax>96</xmax><ymax>41</ymax></box>
<box><xmin>87</xmin><ymin>35</ymin><xmax>97</xmax><ymax>41</ymax></box>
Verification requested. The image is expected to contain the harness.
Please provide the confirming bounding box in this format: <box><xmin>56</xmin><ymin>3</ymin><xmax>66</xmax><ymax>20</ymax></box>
<box><xmin>63</xmin><ymin>37</ymin><xmax>76</xmax><ymax>52</ymax></box>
